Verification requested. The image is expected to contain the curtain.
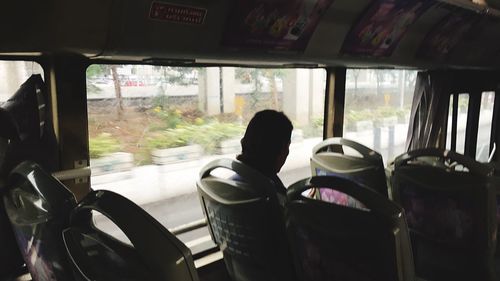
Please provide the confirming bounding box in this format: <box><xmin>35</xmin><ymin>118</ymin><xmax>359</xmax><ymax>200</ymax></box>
<box><xmin>405</xmin><ymin>71</ymin><xmax>453</xmax><ymax>151</ymax></box>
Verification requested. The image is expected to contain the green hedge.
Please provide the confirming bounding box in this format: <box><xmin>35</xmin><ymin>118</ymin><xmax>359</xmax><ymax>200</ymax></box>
<box><xmin>146</xmin><ymin>121</ymin><xmax>244</xmax><ymax>153</ymax></box>
<box><xmin>89</xmin><ymin>133</ymin><xmax>121</xmax><ymax>158</ymax></box>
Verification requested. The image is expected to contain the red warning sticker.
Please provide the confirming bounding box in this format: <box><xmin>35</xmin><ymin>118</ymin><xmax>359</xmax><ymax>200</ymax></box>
<box><xmin>149</xmin><ymin>1</ymin><xmax>207</xmax><ymax>25</ymax></box>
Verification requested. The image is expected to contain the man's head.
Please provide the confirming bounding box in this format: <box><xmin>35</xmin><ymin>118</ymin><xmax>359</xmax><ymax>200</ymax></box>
<box><xmin>238</xmin><ymin>110</ymin><xmax>293</xmax><ymax>174</ymax></box>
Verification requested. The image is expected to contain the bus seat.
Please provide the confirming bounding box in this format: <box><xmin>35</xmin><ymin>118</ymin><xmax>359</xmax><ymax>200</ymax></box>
<box><xmin>0</xmin><ymin>74</ymin><xmax>57</xmax><ymax>280</ymax></box>
<box><xmin>197</xmin><ymin>158</ymin><xmax>296</xmax><ymax>281</ymax></box>
<box><xmin>391</xmin><ymin>148</ymin><xmax>496</xmax><ymax>281</ymax></box>
<box><xmin>0</xmin><ymin>139</ymin><xmax>25</xmax><ymax>280</ymax></box>
<box><xmin>2</xmin><ymin>161</ymin><xmax>79</xmax><ymax>281</ymax></box>
<box><xmin>310</xmin><ymin>138</ymin><xmax>388</xmax><ymax>197</ymax></box>
<box><xmin>63</xmin><ymin>190</ymin><xmax>199</xmax><ymax>281</ymax></box>
<box><xmin>0</xmin><ymin>74</ymin><xmax>58</xmax><ymax>177</ymax></box>
<box><xmin>286</xmin><ymin>176</ymin><xmax>415</xmax><ymax>281</ymax></box>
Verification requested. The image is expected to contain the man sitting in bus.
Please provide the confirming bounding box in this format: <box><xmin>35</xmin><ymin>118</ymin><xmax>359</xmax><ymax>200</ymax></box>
<box><xmin>236</xmin><ymin>110</ymin><xmax>293</xmax><ymax>204</ymax></box>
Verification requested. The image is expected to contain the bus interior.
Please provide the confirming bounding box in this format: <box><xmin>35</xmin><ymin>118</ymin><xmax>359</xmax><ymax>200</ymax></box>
<box><xmin>2</xmin><ymin>0</ymin><xmax>500</xmax><ymax>280</ymax></box>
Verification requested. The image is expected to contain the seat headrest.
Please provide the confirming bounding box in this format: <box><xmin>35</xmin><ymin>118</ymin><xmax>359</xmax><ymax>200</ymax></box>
<box><xmin>0</xmin><ymin>74</ymin><xmax>45</xmax><ymax>142</ymax></box>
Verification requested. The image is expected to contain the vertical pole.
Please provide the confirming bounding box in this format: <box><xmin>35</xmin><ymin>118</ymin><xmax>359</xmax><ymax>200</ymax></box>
<box><xmin>388</xmin><ymin>125</ymin><xmax>395</xmax><ymax>160</ymax></box>
<box><xmin>219</xmin><ymin>67</ymin><xmax>224</xmax><ymax>113</ymax></box>
<box><xmin>374</xmin><ymin>127</ymin><xmax>381</xmax><ymax>152</ymax></box>
<box><xmin>399</xmin><ymin>70</ymin><xmax>405</xmax><ymax>109</ymax></box>
<box><xmin>50</xmin><ymin>55</ymin><xmax>90</xmax><ymax>200</ymax></box>
<box><xmin>451</xmin><ymin>93</ymin><xmax>458</xmax><ymax>152</ymax></box>
<box><xmin>332</xmin><ymin>67</ymin><xmax>346</xmax><ymax>138</ymax></box>
<box><xmin>490</xmin><ymin>90</ymin><xmax>500</xmax><ymax>162</ymax></box>
<box><xmin>464</xmin><ymin>91</ymin><xmax>481</xmax><ymax>158</ymax></box>
<box><xmin>323</xmin><ymin>69</ymin><xmax>334</xmax><ymax>139</ymax></box>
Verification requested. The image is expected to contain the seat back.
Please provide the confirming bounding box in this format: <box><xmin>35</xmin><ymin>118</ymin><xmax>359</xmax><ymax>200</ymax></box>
<box><xmin>0</xmin><ymin>74</ymin><xmax>58</xmax><ymax>279</ymax></box>
<box><xmin>311</xmin><ymin>138</ymin><xmax>388</xmax><ymax>196</ymax></box>
<box><xmin>3</xmin><ymin>161</ymin><xmax>78</xmax><ymax>281</ymax></box>
<box><xmin>63</xmin><ymin>190</ymin><xmax>199</xmax><ymax>281</ymax></box>
<box><xmin>286</xmin><ymin>176</ymin><xmax>414</xmax><ymax>281</ymax></box>
<box><xmin>197</xmin><ymin>158</ymin><xmax>295</xmax><ymax>281</ymax></box>
<box><xmin>0</xmin><ymin>187</ymin><xmax>25</xmax><ymax>279</ymax></box>
<box><xmin>391</xmin><ymin>148</ymin><xmax>496</xmax><ymax>281</ymax></box>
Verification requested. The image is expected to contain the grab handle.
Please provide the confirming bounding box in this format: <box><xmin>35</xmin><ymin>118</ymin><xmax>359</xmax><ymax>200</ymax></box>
<box><xmin>64</xmin><ymin>190</ymin><xmax>198</xmax><ymax>281</ymax></box>
<box><xmin>287</xmin><ymin>176</ymin><xmax>401</xmax><ymax>218</ymax></box>
<box><xmin>394</xmin><ymin>148</ymin><xmax>493</xmax><ymax>176</ymax></box>
<box><xmin>312</xmin><ymin>138</ymin><xmax>382</xmax><ymax>162</ymax></box>
<box><xmin>199</xmin><ymin>158</ymin><xmax>276</xmax><ymax>196</ymax></box>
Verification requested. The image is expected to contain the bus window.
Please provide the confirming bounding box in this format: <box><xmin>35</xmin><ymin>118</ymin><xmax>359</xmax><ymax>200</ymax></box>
<box><xmin>0</xmin><ymin>61</ymin><xmax>44</xmax><ymax>101</ymax></box>
<box><xmin>344</xmin><ymin>69</ymin><xmax>417</xmax><ymax>164</ymax></box>
<box><xmin>86</xmin><ymin>65</ymin><xmax>326</xmax><ymax>253</ymax></box>
<box><xmin>476</xmin><ymin>91</ymin><xmax>495</xmax><ymax>162</ymax></box>
<box><xmin>456</xmin><ymin>94</ymin><xmax>469</xmax><ymax>154</ymax></box>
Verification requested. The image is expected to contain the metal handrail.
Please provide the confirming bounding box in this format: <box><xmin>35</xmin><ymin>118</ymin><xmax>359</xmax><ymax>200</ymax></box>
<box><xmin>170</xmin><ymin>218</ymin><xmax>207</xmax><ymax>235</ymax></box>
<box><xmin>52</xmin><ymin>167</ymin><xmax>91</xmax><ymax>181</ymax></box>
<box><xmin>51</xmin><ymin>166</ymin><xmax>208</xmax><ymax>236</ymax></box>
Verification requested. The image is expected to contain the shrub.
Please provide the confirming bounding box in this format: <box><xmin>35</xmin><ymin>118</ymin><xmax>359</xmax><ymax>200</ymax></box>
<box><xmin>89</xmin><ymin>133</ymin><xmax>121</xmax><ymax>158</ymax></box>
<box><xmin>302</xmin><ymin>118</ymin><xmax>324</xmax><ymax>138</ymax></box>
<box><xmin>152</xmin><ymin>107</ymin><xmax>183</xmax><ymax>129</ymax></box>
<box><xmin>146</xmin><ymin>129</ymin><xmax>191</xmax><ymax>150</ymax></box>
<box><xmin>146</xmin><ymin>121</ymin><xmax>244</xmax><ymax>153</ymax></box>
<box><xmin>191</xmin><ymin>122</ymin><xmax>244</xmax><ymax>153</ymax></box>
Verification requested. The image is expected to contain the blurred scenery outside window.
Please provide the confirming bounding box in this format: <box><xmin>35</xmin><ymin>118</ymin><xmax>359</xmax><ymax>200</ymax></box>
<box><xmin>0</xmin><ymin>61</ymin><xmax>44</xmax><ymax>101</ymax></box>
<box><xmin>86</xmin><ymin>65</ymin><xmax>326</xmax><ymax>253</ymax></box>
<box><xmin>344</xmin><ymin>69</ymin><xmax>418</xmax><ymax>164</ymax></box>
<box><xmin>456</xmin><ymin>94</ymin><xmax>470</xmax><ymax>154</ymax></box>
<box><xmin>476</xmin><ymin>92</ymin><xmax>495</xmax><ymax>162</ymax></box>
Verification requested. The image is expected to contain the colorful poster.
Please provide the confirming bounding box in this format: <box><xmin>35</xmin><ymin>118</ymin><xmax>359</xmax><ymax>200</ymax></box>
<box><xmin>342</xmin><ymin>0</ymin><xmax>434</xmax><ymax>57</ymax></box>
<box><xmin>222</xmin><ymin>0</ymin><xmax>334</xmax><ymax>52</ymax></box>
<box><xmin>417</xmin><ymin>9</ymin><xmax>481</xmax><ymax>61</ymax></box>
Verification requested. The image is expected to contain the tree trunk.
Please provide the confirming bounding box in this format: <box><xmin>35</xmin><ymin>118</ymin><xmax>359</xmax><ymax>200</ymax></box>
<box><xmin>399</xmin><ymin>70</ymin><xmax>405</xmax><ymax>108</ymax></box>
<box><xmin>265</xmin><ymin>70</ymin><xmax>279</xmax><ymax>110</ymax></box>
<box><xmin>376</xmin><ymin>72</ymin><xmax>382</xmax><ymax>97</ymax></box>
<box><xmin>353</xmin><ymin>69</ymin><xmax>359</xmax><ymax>96</ymax></box>
<box><xmin>111</xmin><ymin>65</ymin><xmax>123</xmax><ymax>120</ymax></box>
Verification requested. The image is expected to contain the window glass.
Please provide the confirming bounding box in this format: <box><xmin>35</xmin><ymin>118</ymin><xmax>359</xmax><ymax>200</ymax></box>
<box><xmin>0</xmin><ymin>61</ymin><xmax>44</xmax><ymax>101</ymax></box>
<box><xmin>476</xmin><ymin>91</ymin><xmax>495</xmax><ymax>162</ymax></box>
<box><xmin>456</xmin><ymin>94</ymin><xmax>469</xmax><ymax>154</ymax></box>
<box><xmin>344</xmin><ymin>69</ymin><xmax>418</xmax><ymax>164</ymax></box>
<box><xmin>446</xmin><ymin>95</ymin><xmax>454</xmax><ymax>150</ymax></box>
<box><xmin>87</xmin><ymin>65</ymin><xmax>326</xmax><ymax>253</ymax></box>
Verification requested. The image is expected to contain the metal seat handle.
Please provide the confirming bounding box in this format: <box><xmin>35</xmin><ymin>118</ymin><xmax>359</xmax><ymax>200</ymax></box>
<box><xmin>287</xmin><ymin>176</ymin><xmax>401</xmax><ymax>217</ymax></box>
<box><xmin>312</xmin><ymin>138</ymin><xmax>383</xmax><ymax>162</ymax></box>
<box><xmin>199</xmin><ymin>158</ymin><xmax>276</xmax><ymax>196</ymax></box>
<box><xmin>69</xmin><ymin>190</ymin><xmax>197</xmax><ymax>281</ymax></box>
<box><xmin>394</xmin><ymin>148</ymin><xmax>493</xmax><ymax>176</ymax></box>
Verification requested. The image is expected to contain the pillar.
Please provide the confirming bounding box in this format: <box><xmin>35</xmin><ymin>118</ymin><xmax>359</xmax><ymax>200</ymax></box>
<box><xmin>283</xmin><ymin>69</ymin><xmax>310</xmax><ymax>126</ymax></box>
<box><xmin>222</xmin><ymin>67</ymin><xmax>235</xmax><ymax>113</ymax></box>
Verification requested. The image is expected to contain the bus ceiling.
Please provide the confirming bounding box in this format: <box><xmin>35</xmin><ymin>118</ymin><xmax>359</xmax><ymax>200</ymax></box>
<box><xmin>1</xmin><ymin>0</ymin><xmax>500</xmax><ymax>69</ymax></box>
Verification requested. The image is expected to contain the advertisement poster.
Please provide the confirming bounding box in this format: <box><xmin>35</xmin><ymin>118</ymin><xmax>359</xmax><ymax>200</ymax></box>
<box><xmin>342</xmin><ymin>0</ymin><xmax>434</xmax><ymax>57</ymax></box>
<box><xmin>222</xmin><ymin>0</ymin><xmax>334</xmax><ymax>52</ymax></box>
<box><xmin>417</xmin><ymin>9</ymin><xmax>481</xmax><ymax>61</ymax></box>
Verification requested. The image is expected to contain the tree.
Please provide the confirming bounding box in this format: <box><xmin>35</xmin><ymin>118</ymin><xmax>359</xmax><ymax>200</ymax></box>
<box><xmin>154</xmin><ymin>66</ymin><xmax>199</xmax><ymax>108</ymax></box>
<box><xmin>87</xmin><ymin>65</ymin><xmax>109</xmax><ymax>78</ymax></box>
<box><xmin>346</xmin><ymin>69</ymin><xmax>361</xmax><ymax>95</ymax></box>
<box><xmin>87</xmin><ymin>64</ymin><xmax>123</xmax><ymax>119</ymax></box>
<box><xmin>374</xmin><ymin>69</ymin><xmax>396</xmax><ymax>97</ymax></box>
<box><xmin>110</xmin><ymin>65</ymin><xmax>123</xmax><ymax>120</ymax></box>
<box><xmin>235</xmin><ymin>68</ymin><xmax>283</xmax><ymax>110</ymax></box>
